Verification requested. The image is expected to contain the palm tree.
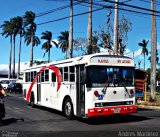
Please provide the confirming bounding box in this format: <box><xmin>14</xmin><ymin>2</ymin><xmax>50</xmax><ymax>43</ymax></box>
<box><xmin>41</xmin><ymin>31</ymin><xmax>58</xmax><ymax>63</ymax></box>
<box><xmin>11</xmin><ymin>16</ymin><xmax>25</xmax><ymax>79</ymax></box>
<box><xmin>58</xmin><ymin>31</ymin><xmax>69</xmax><ymax>58</ymax></box>
<box><xmin>138</xmin><ymin>39</ymin><xmax>149</xmax><ymax>70</ymax></box>
<box><xmin>87</xmin><ymin>0</ymin><xmax>93</xmax><ymax>54</ymax></box>
<box><xmin>10</xmin><ymin>17</ymin><xmax>22</xmax><ymax>78</ymax></box>
<box><xmin>68</xmin><ymin>0</ymin><xmax>73</xmax><ymax>58</ymax></box>
<box><xmin>0</xmin><ymin>20</ymin><xmax>14</xmax><ymax>79</ymax></box>
<box><xmin>23</xmin><ymin>11</ymin><xmax>37</xmax><ymax>66</ymax></box>
<box><xmin>138</xmin><ymin>60</ymin><xmax>141</xmax><ymax>69</ymax></box>
<box><xmin>148</xmin><ymin>50</ymin><xmax>159</xmax><ymax>64</ymax></box>
<box><xmin>24</xmin><ymin>28</ymin><xmax>41</xmax><ymax>59</ymax></box>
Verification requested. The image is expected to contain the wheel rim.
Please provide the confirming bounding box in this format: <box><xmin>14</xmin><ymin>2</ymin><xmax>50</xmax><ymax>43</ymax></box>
<box><xmin>65</xmin><ymin>101</ymin><xmax>71</xmax><ymax>116</ymax></box>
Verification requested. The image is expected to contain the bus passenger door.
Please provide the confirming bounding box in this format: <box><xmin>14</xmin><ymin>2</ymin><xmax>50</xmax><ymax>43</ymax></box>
<box><xmin>37</xmin><ymin>75</ymin><xmax>41</xmax><ymax>103</ymax></box>
<box><xmin>76</xmin><ymin>65</ymin><xmax>85</xmax><ymax>117</ymax></box>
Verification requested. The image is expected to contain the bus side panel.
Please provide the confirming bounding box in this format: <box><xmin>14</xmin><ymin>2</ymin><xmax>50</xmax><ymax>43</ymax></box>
<box><xmin>56</xmin><ymin>83</ymin><xmax>76</xmax><ymax>114</ymax></box>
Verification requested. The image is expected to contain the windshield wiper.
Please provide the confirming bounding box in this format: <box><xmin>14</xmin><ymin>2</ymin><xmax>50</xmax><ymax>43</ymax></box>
<box><xmin>102</xmin><ymin>80</ymin><xmax>109</xmax><ymax>94</ymax></box>
<box><xmin>121</xmin><ymin>81</ymin><xmax>131</xmax><ymax>98</ymax></box>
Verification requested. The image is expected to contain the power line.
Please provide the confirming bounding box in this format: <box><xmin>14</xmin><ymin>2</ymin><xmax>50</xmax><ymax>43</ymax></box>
<box><xmin>103</xmin><ymin>0</ymin><xmax>160</xmax><ymax>14</ymax></box>
<box><xmin>75</xmin><ymin>0</ymin><xmax>160</xmax><ymax>16</ymax></box>
<box><xmin>37</xmin><ymin>0</ymin><xmax>160</xmax><ymax>26</ymax></box>
<box><xmin>37</xmin><ymin>7</ymin><xmax>105</xmax><ymax>26</ymax></box>
<box><xmin>36</xmin><ymin>1</ymin><xmax>81</xmax><ymax>17</ymax></box>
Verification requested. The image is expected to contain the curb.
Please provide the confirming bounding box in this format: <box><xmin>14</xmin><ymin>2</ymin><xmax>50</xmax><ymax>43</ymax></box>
<box><xmin>137</xmin><ymin>105</ymin><xmax>160</xmax><ymax>110</ymax></box>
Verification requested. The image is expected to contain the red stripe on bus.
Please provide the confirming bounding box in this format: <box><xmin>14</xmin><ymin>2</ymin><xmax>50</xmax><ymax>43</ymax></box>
<box><xmin>26</xmin><ymin>65</ymin><xmax>61</xmax><ymax>102</ymax></box>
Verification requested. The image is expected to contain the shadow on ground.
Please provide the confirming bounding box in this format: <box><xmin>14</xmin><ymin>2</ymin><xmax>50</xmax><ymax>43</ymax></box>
<box><xmin>138</xmin><ymin>108</ymin><xmax>154</xmax><ymax>111</ymax></box>
<box><xmin>78</xmin><ymin>114</ymin><xmax>151</xmax><ymax>125</ymax></box>
<box><xmin>0</xmin><ymin>118</ymin><xmax>24</xmax><ymax>126</ymax></box>
<box><xmin>27</xmin><ymin>105</ymin><xmax>152</xmax><ymax>125</ymax></box>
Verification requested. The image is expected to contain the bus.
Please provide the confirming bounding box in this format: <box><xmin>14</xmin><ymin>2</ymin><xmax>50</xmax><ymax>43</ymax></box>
<box><xmin>135</xmin><ymin>69</ymin><xmax>146</xmax><ymax>100</ymax></box>
<box><xmin>23</xmin><ymin>53</ymin><xmax>137</xmax><ymax>119</ymax></box>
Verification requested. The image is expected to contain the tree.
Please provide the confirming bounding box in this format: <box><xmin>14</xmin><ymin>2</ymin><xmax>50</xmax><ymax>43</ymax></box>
<box><xmin>41</xmin><ymin>31</ymin><xmax>58</xmax><ymax>63</ymax></box>
<box><xmin>90</xmin><ymin>32</ymin><xmax>100</xmax><ymax>53</ymax></box>
<box><xmin>0</xmin><ymin>20</ymin><xmax>14</xmax><ymax>79</ymax></box>
<box><xmin>87</xmin><ymin>0</ymin><xmax>93</xmax><ymax>54</ymax></box>
<box><xmin>24</xmin><ymin>28</ymin><xmax>41</xmax><ymax>59</ymax></box>
<box><xmin>23</xmin><ymin>11</ymin><xmax>37</xmax><ymax>66</ymax></box>
<box><xmin>138</xmin><ymin>39</ymin><xmax>149</xmax><ymax>70</ymax></box>
<box><xmin>74</xmin><ymin>37</ymin><xmax>88</xmax><ymax>56</ymax></box>
<box><xmin>138</xmin><ymin>60</ymin><xmax>141</xmax><ymax>69</ymax></box>
<box><xmin>148</xmin><ymin>49</ymin><xmax>159</xmax><ymax>64</ymax></box>
<box><xmin>11</xmin><ymin>16</ymin><xmax>25</xmax><ymax>79</ymax></box>
<box><xmin>150</xmin><ymin>0</ymin><xmax>157</xmax><ymax>101</ymax></box>
<box><xmin>97</xmin><ymin>14</ymin><xmax>131</xmax><ymax>54</ymax></box>
<box><xmin>10</xmin><ymin>17</ymin><xmax>22</xmax><ymax>78</ymax></box>
<box><xmin>68</xmin><ymin>0</ymin><xmax>73</xmax><ymax>58</ymax></box>
<box><xmin>58</xmin><ymin>31</ymin><xmax>69</xmax><ymax>58</ymax></box>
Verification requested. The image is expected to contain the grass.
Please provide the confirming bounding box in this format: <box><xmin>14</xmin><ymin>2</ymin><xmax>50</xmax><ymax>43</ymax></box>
<box><xmin>146</xmin><ymin>91</ymin><xmax>160</xmax><ymax>101</ymax></box>
<box><xmin>140</xmin><ymin>91</ymin><xmax>160</xmax><ymax>106</ymax></box>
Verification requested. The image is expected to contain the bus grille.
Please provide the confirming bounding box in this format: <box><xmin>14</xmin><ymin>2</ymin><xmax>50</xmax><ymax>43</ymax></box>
<box><xmin>95</xmin><ymin>101</ymin><xmax>133</xmax><ymax>107</ymax></box>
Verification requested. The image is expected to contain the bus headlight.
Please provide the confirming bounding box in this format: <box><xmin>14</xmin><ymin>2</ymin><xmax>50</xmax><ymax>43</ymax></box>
<box><xmin>126</xmin><ymin>101</ymin><xmax>133</xmax><ymax>105</ymax></box>
<box><xmin>95</xmin><ymin>103</ymin><xmax>103</xmax><ymax>107</ymax></box>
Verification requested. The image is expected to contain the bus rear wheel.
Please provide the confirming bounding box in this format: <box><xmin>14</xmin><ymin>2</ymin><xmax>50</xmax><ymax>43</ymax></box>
<box><xmin>64</xmin><ymin>99</ymin><xmax>74</xmax><ymax>120</ymax></box>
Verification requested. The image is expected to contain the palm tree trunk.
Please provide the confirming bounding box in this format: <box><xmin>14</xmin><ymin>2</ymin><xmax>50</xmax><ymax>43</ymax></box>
<box><xmin>8</xmin><ymin>35</ymin><xmax>12</xmax><ymax>79</ymax></box>
<box><xmin>13</xmin><ymin>35</ymin><xmax>16</xmax><ymax>78</ymax></box>
<box><xmin>17</xmin><ymin>34</ymin><xmax>22</xmax><ymax>79</ymax></box>
<box><xmin>150</xmin><ymin>0</ymin><xmax>157</xmax><ymax>101</ymax></box>
<box><xmin>87</xmin><ymin>0</ymin><xmax>93</xmax><ymax>54</ymax></box>
<box><xmin>144</xmin><ymin>54</ymin><xmax>145</xmax><ymax>70</ymax></box>
<box><xmin>69</xmin><ymin>0</ymin><xmax>73</xmax><ymax>58</ymax></box>
<box><xmin>114</xmin><ymin>0</ymin><xmax>119</xmax><ymax>54</ymax></box>
<box><xmin>48</xmin><ymin>49</ymin><xmax>50</xmax><ymax>63</ymax></box>
<box><xmin>30</xmin><ymin>30</ymin><xmax>34</xmax><ymax>67</ymax></box>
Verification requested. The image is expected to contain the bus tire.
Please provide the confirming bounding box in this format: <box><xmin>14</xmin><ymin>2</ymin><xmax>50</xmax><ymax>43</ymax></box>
<box><xmin>30</xmin><ymin>93</ymin><xmax>35</xmax><ymax>108</ymax></box>
<box><xmin>64</xmin><ymin>98</ymin><xmax>74</xmax><ymax>120</ymax></box>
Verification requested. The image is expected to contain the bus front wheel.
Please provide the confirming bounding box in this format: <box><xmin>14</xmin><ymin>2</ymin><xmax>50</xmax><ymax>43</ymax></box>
<box><xmin>64</xmin><ymin>98</ymin><xmax>74</xmax><ymax>120</ymax></box>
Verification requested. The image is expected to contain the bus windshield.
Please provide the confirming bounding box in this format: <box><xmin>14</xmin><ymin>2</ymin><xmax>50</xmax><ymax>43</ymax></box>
<box><xmin>87</xmin><ymin>66</ymin><xmax>134</xmax><ymax>87</ymax></box>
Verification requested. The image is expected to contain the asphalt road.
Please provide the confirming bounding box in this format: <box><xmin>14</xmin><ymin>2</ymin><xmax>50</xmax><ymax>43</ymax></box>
<box><xmin>0</xmin><ymin>93</ymin><xmax>160</xmax><ymax>137</ymax></box>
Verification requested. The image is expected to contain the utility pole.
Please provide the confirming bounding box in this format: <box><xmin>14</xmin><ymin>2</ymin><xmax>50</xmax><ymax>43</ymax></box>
<box><xmin>114</xmin><ymin>0</ymin><xmax>119</xmax><ymax>54</ymax></box>
<box><xmin>87</xmin><ymin>0</ymin><xmax>93</xmax><ymax>54</ymax></box>
<box><xmin>69</xmin><ymin>0</ymin><xmax>73</xmax><ymax>58</ymax></box>
<box><xmin>150</xmin><ymin>0</ymin><xmax>157</xmax><ymax>101</ymax></box>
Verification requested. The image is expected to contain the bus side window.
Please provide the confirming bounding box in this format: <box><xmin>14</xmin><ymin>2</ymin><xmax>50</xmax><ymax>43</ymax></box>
<box><xmin>69</xmin><ymin>66</ymin><xmax>75</xmax><ymax>82</ymax></box>
<box><xmin>25</xmin><ymin>72</ymin><xmax>28</xmax><ymax>82</ymax></box>
<box><xmin>52</xmin><ymin>73</ymin><xmax>56</xmax><ymax>82</ymax></box>
<box><xmin>45</xmin><ymin>69</ymin><xmax>49</xmax><ymax>81</ymax></box>
<box><xmin>28</xmin><ymin>72</ymin><xmax>31</xmax><ymax>82</ymax></box>
<box><xmin>31</xmin><ymin>72</ymin><xmax>34</xmax><ymax>81</ymax></box>
<box><xmin>34</xmin><ymin>71</ymin><xmax>37</xmax><ymax>79</ymax></box>
<box><xmin>64</xmin><ymin>67</ymin><xmax>68</xmax><ymax>81</ymax></box>
<box><xmin>41</xmin><ymin>71</ymin><xmax>44</xmax><ymax>82</ymax></box>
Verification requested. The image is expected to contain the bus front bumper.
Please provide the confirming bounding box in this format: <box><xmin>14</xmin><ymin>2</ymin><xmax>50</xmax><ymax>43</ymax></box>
<box><xmin>88</xmin><ymin>105</ymin><xmax>137</xmax><ymax>118</ymax></box>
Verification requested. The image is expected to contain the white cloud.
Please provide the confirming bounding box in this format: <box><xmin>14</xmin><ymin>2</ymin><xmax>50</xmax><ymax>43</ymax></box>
<box><xmin>0</xmin><ymin>62</ymin><xmax>30</xmax><ymax>75</ymax></box>
<box><xmin>133</xmin><ymin>49</ymin><xmax>142</xmax><ymax>58</ymax></box>
<box><xmin>51</xmin><ymin>39</ymin><xmax>59</xmax><ymax>47</ymax></box>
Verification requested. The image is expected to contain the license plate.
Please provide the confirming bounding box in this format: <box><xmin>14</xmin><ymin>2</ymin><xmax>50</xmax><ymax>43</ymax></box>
<box><xmin>113</xmin><ymin>108</ymin><xmax>121</xmax><ymax>113</ymax></box>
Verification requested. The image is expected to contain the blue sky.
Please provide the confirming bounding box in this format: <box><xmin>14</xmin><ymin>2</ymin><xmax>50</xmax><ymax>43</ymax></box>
<box><xmin>0</xmin><ymin>0</ymin><xmax>160</xmax><ymax>70</ymax></box>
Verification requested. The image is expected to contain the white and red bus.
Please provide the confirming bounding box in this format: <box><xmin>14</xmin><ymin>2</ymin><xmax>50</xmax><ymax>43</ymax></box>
<box><xmin>23</xmin><ymin>53</ymin><xmax>137</xmax><ymax>119</ymax></box>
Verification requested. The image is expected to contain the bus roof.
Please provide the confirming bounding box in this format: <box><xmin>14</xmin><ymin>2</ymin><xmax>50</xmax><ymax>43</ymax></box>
<box><xmin>23</xmin><ymin>52</ymin><xmax>134</xmax><ymax>72</ymax></box>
